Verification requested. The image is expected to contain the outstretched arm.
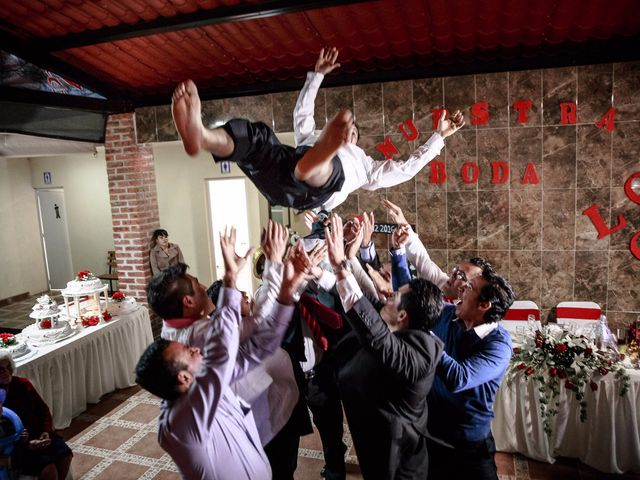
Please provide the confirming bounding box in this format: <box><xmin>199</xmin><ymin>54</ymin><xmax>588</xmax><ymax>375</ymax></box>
<box><xmin>361</xmin><ymin>110</ymin><xmax>465</xmax><ymax>190</ymax></box>
<box><xmin>293</xmin><ymin>48</ymin><xmax>340</xmax><ymax>146</ymax></box>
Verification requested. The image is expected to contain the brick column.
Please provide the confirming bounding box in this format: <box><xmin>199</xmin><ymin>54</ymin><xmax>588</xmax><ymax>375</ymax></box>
<box><xmin>104</xmin><ymin>113</ymin><xmax>160</xmax><ymax>335</ymax></box>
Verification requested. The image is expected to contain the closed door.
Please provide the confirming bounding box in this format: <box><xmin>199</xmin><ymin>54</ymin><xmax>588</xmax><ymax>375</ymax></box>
<box><xmin>36</xmin><ymin>189</ymin><xmax>73</xmax><ymax>289</ymax></box>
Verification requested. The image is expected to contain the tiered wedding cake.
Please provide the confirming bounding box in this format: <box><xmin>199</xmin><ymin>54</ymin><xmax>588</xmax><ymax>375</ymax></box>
<box><xmin>108</xmin><ymin>291</ymin><xmax>138</xmax><ymax>315</ymax></box>
<box><xmin>0</xmin><ymin>333</ymin><xmax>28</xmax><ymax>359</ymax></box>
<box><xmin>61</xmin><ymin>270</ymin><xmax>109</xmax><ymax>326</ymax></box>
<box><xmin>24</xmin><ymin>294</ymin><xmax>74</xmax><ymax>344</ymax></box>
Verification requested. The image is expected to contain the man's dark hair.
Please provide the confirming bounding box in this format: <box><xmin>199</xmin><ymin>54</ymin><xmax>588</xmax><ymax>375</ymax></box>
<box><xmin>478</xmin><ymin>267</ymin><xmax>515</xmax><ymax>323</ymax></box>
<box><xmin>146</xmin><ymin>263</ymin><xmax>194</xmax><ymax>319</ymax></box>
<box><xmin>399</xmin><ymin>278</ymin><xmax>444</xmax><ymax>332</ymax></box>
<box><xmin>469</xmin><ymin>257</ymin><xmax>492</xmax><ymax>271</ymax></box>
<box><xmin>135</xmin><ymin>339</ymin><xmax>185</xmax><ymax>401</ymax></box>
<box><xmin>207</xmin><ymin>280</ymin><xmax>223</xmax><ymax>306</ymax></box>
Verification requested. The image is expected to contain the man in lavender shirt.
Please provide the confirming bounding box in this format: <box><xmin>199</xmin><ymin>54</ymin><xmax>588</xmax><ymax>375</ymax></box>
<box><xmin>135</xmin><ymin>227</ymin><xmax>309</xmax><ymax>480</ymax></box>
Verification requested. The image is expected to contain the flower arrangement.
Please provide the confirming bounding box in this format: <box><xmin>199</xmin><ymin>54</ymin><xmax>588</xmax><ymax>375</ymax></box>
<box><xmin>81</xmin><ymin>311</ymin><xmax>111</xmax><ymax>327</ymax></box>
<box><xmin>40</xmin><ymin>319</ymin><xmax>52</xmax><ymax>329</ymax></box>
<box><xmin>508</xmin><ymin>325</ymin><xmax>630</xmax><ymax>436</ymax></box>
<box><xmin>0</xmin><ymin>333</ymin><xmax>16</xmax><ymax>347</ymax></box>
<box><xmin>111</xmin><ymin>291</ymin><xmax>125</xmax><ymax>302</ymax></box>
<box><xmin>81</xmin><ymin>316</ymin><xmax>100</xmax><ymax>327</ymax></box>
<box><xmin>76</xmin><ymin>270</ymin><xmax>95</xmax><ymax>281</ymax></box>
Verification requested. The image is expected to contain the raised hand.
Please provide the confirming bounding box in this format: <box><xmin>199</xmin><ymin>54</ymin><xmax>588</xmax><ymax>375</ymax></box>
<box><xmin>315</xmin><ymin>47</ymin><xmax>341</xmax><ymax>75</ymax></box>
<box><xmin>437</xmin><ymin>109</ymin><xmax>465</xmax><ymax>138</ymax></box>
<box><xmin>343</xmin><ymin>216</ymin><xmax>361</xmax><ymax>246</ymax></box>
<box><xmin>391</xmin><ymin>224</ymin><xmax>410</xmax><ymax>249</ymax></box>
<box><xmin>279</xmin><ymin>241</ymin><xmax>313</xmax><ymax>305</ymax></box>
<box><xmin>325</xmin><ymin>213</ymin><xmax>346</xmax><ymax>269</ymax></box>
<box><xmin>262</xmin><ymin>220</ymin><xmax>288</xmax><ymax>263</ymax></box>
<box><xmin>366</xmin><ymin>263</ymin><xmax>393</xmax><ymax>299</ymax></box>
<box><xmin>361</xmin><ymin>211</ymin><xmax>375</xmax><ymax>247</ymax></box>
<box><xmin>220</xmin><ymin>226</ymin><xmax>255</xmax><ymax>287</ymax></box>
<box><xmin>382</xmin><ymin>199</ymin><xmax>409</xmax><ymax>226</ymax></box>
<box><xmin>345</xmin><ymin>221</ymin><xmax>364</xmax><ymax>259</ymax></box>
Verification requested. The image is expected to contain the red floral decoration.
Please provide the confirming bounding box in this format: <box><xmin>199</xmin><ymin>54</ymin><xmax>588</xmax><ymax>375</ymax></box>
<box><xmin>40</xmin><ymin>319</ymin><xmax>52</xmax><ymax>329</ymax></box>
<box><xmin>102</xmin><ymin>311</ymin><xmax>112</xmax><ymax>321</ymax></box>
<box><xmin>508</xmin><ymin>326</ymin><xmax>630</xmax><ymax>436</ymax></box>
<box><xmin>76</xmin><ymin>270</ymin><xmax>95</xmax><ymax>281</ymax></box>
<box><xmin>111</xmin><ymin>291</ymin><xmax>125</xmax><ymax>302</ymax></box>
<box><xmin>0</xmin><ymin>333</ymin><xmax>16</xmax><ymax>347</ymax></box>
<box><xmin>81</xmin><ymin>316</ymin><xmax>100</xmax><ymax>327</ymax></box>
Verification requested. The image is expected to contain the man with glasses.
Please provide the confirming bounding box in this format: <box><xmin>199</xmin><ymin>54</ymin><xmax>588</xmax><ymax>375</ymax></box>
<box><xmin>381</xmin><ymin>207</ymin><xmax>489</xmax><ymax>302</ymax></box>
<box><xmin>426</xmin><ymin>264</ymin><xmax>515</xmax><ymax>479</ymax></box>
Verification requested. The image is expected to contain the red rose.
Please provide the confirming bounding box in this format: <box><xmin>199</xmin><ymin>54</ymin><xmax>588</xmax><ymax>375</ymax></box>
<box><xmin>565</xmin><ymin>380</ymin><xmax>575</xmax><ymax>390</ymax></box>
<box><xmin>590</xmin><ymin>382</ymin><xmax>598</xmax><ymax>391</ymax></box>
<box><xmin>517</xmin><ymin>362</ymin><xmax>527</xmax><ymax>370</ymax></box>
<box><xmin>549</xmin><ymin>367</ymin><xmax>557</xmax><ymax>377</ymax></box>
<box><xmin>40</xmin><ymin>319</ymin><xmax>52</xmax><ymax>329</ymax></box>
<box><xmin>558</xmin><ymin>369</ymin><xmax>567</xmax><ymax>379</ymax></box>
<box><xmin>585</xmin><ymin>348</ymin><xmax>593</xmax><ymax>356</ymax></box>
<box><xmin>112</xmin><ymin>291</ymin><xmax>125</xmax><ymax>301</ymax></box>
<box><xmin>102</xmin><ymin>311</ymin><xmax>112</xmax><ymax>321</ymax></box>
<box><xmin>555</xmin><ymin>343</ymin><xmax>568</xmax><ymax>353</ymax></box>
<box><xmin>525</xmin><ymin>367</ymin><xmax>535</xmax><ymax>376</ymax></box>
<box><xmin>599</xmin><ymin>367</ymin><xmax>609</xmax><ymax>376</ymax></box>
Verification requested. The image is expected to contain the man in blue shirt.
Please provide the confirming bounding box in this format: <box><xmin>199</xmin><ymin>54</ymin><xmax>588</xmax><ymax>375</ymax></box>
<box><xmin>427</xmin><ymin>265</ymin><xmax>514</xmax><ymax>479</ymax></box>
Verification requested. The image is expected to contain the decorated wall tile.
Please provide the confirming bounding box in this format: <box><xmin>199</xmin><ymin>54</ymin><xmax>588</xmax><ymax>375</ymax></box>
<box><xmin>353</xmin><ymin>83</ymin><xmax>383</xmax><ymax>136</ymax></box>
<box><xmin>577</xmin><ymin>64</ymin><xmax>612</xmax><ymax>124</ymax></box>
<box><xmin>542</xmin><ymin>67</ymin><xmax>576</xmax><ymax>126</ymax></box>
<box><xmin>543</xmin><ymin>189</ymin><xmax>575</xmax><ymax>251</ymax></box>
<box><xmin>542</xmin><ymin>125</ymin><xmax>576</xmax><ymax>189</ymax></box>
<box><xmin>576</xmin><ymin>125</ymin><xmax>611</xmax><ymax>188</ymax></box>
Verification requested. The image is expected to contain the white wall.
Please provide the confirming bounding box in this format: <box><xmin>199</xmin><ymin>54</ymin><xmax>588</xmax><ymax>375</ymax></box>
<box><xmin>152</xmin><ymin>141</ymin><xmax>269</xmax><ymax>290</ymax></box>
<box><xmin>29</xmin><ymin>150</ymin><xmax>114</xmax><ymax>280</ymax></box>
<box><xmin>0</xmin><ymin>158</ymin><xmax>49</xmax><ymax>299</ymax></box>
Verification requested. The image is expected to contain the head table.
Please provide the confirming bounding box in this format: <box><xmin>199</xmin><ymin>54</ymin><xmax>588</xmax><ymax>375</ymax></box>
<box><xmin>15</xmin><ymin>306</ymin><xmax>153</xmax><ymax>429</ymax></box>
<box><xmin>492</xmin><ymin>365</ymin><xmax>640</xmax><ymax>474</ymax></box>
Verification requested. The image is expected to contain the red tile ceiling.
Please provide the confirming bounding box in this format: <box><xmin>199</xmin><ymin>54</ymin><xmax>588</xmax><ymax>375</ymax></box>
<box><xmin>1</xmin><ymin>0</ymin><xmax>639</xmax><ymax>105</ymax></box>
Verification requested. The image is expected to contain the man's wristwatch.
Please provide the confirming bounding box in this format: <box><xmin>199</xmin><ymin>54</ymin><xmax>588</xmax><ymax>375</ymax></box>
<box><xmin>334</xmin><ymin>259</ymin><xmax>352</xmax><ymax>273</ymax></box>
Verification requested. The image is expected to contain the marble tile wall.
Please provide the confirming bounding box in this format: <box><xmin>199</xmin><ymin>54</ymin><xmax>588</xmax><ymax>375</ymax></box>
<box><xmin>136</xmin><ymin>62</ymin><xmax>640</xmax><ymax>326</ymax></box>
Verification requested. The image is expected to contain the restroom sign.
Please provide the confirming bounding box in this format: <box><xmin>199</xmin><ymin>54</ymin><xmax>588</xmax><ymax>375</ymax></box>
<box><xmin>220</xmin><ymin>161</ymin><xmax>231</xmax><ymax>174</ymax></box>
<box><xmin>43</xmin><ymin>171</ymin><xmax>52</xmax><ymax>184</ymax></box>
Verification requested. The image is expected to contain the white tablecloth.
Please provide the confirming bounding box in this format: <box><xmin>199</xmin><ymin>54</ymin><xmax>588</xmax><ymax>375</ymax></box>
<box><xmin>15</xmin><ymin>307</ymin><xmax>154</xmax><ymax>429</ymax></box>
<box><xmin>492</xmin><ymin>367</ymin><xmax>640</xmax><ymax>473</ymax></box>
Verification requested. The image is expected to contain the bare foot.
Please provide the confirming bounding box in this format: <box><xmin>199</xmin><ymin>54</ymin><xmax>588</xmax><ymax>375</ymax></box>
<box><xmin>295</xmin><ymin>109</ymin><xmax>353</xmax><ymax>187</ymax></box>
<box><xmin>172</xmin><ymin>80</ymin><xmax>203</xmax><ymax>156</ymax></box>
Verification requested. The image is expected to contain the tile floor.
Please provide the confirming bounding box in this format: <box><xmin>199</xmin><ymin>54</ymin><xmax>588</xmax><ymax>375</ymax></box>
<box><xmin>55</xmin><ymin>386</ymin><xmax>639</xmax><ymax>480</ymax></box>
<box><xmin>5</xmin><ymin>292</ymin><xmax>639</xmax><ymax>479</ymax></box>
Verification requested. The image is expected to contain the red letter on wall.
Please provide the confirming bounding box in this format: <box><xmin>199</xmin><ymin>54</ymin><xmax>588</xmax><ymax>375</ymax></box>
<box><xmin>630</xmin><ymin>231</ymin><xmax>640</xmax><ymax>261</ymax></box>
<box><xmin>430</xmin><ymin>161</ymin><xmax>447</xmax><ymax>183</ymax></box>
<box><xmin>398</xmin><ymin>118</ymin><xmax>419</xmax><ymax>141</ymax></box>
<box><xmin>624</xmin><ymin>172</ymin><xmax>640</xmax><ymax>205</ymax></box>
<box><xmin>513</xmin><ymin>100</ymin><xmax>533</xmax><ymax>124</ymax></box>
<box><xmin>376</xmin><ymin>137</ymin><xmax>400</xmax><ymax>160</ymax></box>
<box><xmin>491</xmin><ymin>161</ymin><xmax>509</xmax><ymax>184</ymax></box>
<box><xmin>581</xmin><ymin>204</ymin><xmax>627</xmax><ymax>239</ymax></box>
<box><xmin>471</xmin><ymin>101</ymin><xmax>490</xmax><ymax>126</ymax></box>
<box><xmin>596</xmin><ymin>107</ymin><xmax>616</xmax><ymax>132</ymax></box>
<box><xmin>521</xmin><ymin>162</ymin><xmax>540</xmax><ymax>184</ymax></box>
<box><xmin>432</xmin><ymin>108</ymin><xmax>447</xmax><ymax>131</ymax></box>
<box><xmin>560</xmin><ymin>102</ymin><xmax>577</xmax><ymax>124</ymax></box>
<box><xmin>461</xmin><ymin>162</ymin><xmax>479</xmax><ymax>184</ymax></box>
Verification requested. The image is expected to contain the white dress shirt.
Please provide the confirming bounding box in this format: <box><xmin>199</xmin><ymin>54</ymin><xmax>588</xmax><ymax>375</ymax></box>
<box><xmin>294</xmin><ymin>71</ymin><xmax>446</xmax><ymax>211</ymax></box>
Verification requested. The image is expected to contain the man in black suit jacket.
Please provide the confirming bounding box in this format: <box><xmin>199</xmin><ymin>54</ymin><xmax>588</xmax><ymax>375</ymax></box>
<box><xmin>325</xmin><ymin>213</ymin><xmax>444</xmax><ymax>479</ymax></box>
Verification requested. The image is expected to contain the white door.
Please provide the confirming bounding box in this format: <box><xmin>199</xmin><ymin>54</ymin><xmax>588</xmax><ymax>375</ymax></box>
<box><xmin>207</xmin><ymin>178</ymin><xmax>253</xmax><ymax>295</ymax></box>
<box><xmin>36</xmin><ymin>189</ymin><xmax>73</xmax><ymax>289</ymax></box>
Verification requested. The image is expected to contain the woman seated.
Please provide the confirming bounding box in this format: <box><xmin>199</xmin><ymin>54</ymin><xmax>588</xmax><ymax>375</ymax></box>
<box><xmin>0</xmin><ymin>352</ymin><xmax>72</xmax><ymax>480</ymax></box>
<box><xmin>149</xmin><ymin>228</ymin><xmax>185</xmax><ymax>276</ymax></box>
